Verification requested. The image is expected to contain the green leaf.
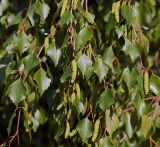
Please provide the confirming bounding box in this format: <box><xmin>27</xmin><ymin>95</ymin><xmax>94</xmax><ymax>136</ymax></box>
<box><xmin>122</xmin><ymin>112</ymin><xmax>134</xmax><ymax>138</ymax></box>
<box><xmin>59</xmin><ymin>11</ymin><xmax>73</xmax><ymax>27</ymax></box>
<box><xmin>24</xmin><ymin>111</ymin><xmax>32</xmax><ymax>140</ymax></box>
<box><xmin>34</xmin><ymin>68</ymin><xmax>51</xmax><ymax>96</ymax></box>
<box><xmin>98</xmin><ymin>137</ymin><xmax>115</xmax><ymax>147</ymax></box>
<box><xmin>7</xmin><ymin>78</ymin><xmax>27</xmax><ymax>106</ymax></box>
<box><xmin>77</xmin><ymin>54</ymin><xmax>93</xmax><ymax>79</ymax></box>
<box><xmin>73</xmin><ymin>99</ymin><xmax>84</xmax><ymax>114</ymax></box>
<box><xmin>0</xmin><ymin>64</ymin><xmax>6</xmax><ymax>69</ymax></box>
<box><xmin>47</xmin><ymin>43</ymin><xmax>61</xmax><ymax>67</ymax></box>
<box><xmin>15</xmin><ymin>32</ymin><xmax>30</xmax><ymax>55</ymax></box>
<box><xmin>115</xmin><ymin>25</ymin><xmax>125</xmax><ymax>39</ymax></box>
<box><xmin>138</xmin><ymin>75</ymin><xmax>145</xmax><ymax>98</ymax></box>
<box><xmin>76</xmin><ymin>26</ymin><xmax>92</xmax><ymax>50</ymax></box>
<box><xmin>98</xmin><ymin>136</ymin><xmax>117</xmax><ymax>147</ymax></box>
<box><xmin>78</xmin><ymin>5</ymin><xmax>95</xmax><ymax>24</ymax></box>
<box><xmin>122</xmin><ymin>67</ymin><xmax>139</xmax><ymax>93</ymax></box>
<box><xmin>102</xmin><ymin>46</ymin><xmax>115</xmax><ymax>65</ymax></box>
<box><xmin>76</xmin><ymin>118</ymin><xmax>93</xmax><ymax>141</ymax></box>
<box><xmin>7</xmin><ymin>12</ymin><xmax>22</xmax><ymax>26</ymax></box>
<box><xmin>121</xmin><ymin>3</ymin><xmax>135</xmax><ymax>26</ymax></box>
<box><xmin>32</xmin><ymin>108</ymin><xmax>48</xmax><ymax>132</ymax></box>
<box><xmin>0</xmin><ymin>0</ymin><xmax>9</xmax><ymax>16</ymax></box>
<box><xmin>34</xmin><ymin>1</ymin><xmax>50</xmax><ymax>21</ymax></box>
<box><xmin>139</xmin><ymin>115</ymin><xmax>152</xmax><ymax>138</ymax></box>
<box><xmin>94</xmin><ymin>57</ymin><xmax>108</xmax><ymax>82</ymax></box>
<box><xmin>60</xmin><ymin>66</ymin><xmax>71</xmax><ymax>83</ymax></box>
<box><xmin>27</xmin><ymin>4</ymin><xmax>35</xmax><ymax>26</ymax></box>
<box><xmin>150</xmin><ymin>73</ymin><xmax>160</xmax><ymax>96</ymax></box>
<box><xmin>23</xmin><ymin>54</ymin><xmax>39</xmax><ymax>74</ymax></box>
<box><xmin>99</xmin><ymin>89</ymin><xmax>114</xmax><ymax>111</ymax></box>
<box><xmin>54</xmin><ymin>125</ymin><xmax>65</xmax><ymax>141</ymax></box>
<box><xmin>133</xmin><ymin>95</ymin><xmax>147</xmax><ymax>117</ymax></box>
<box><xmin>7</xmin><ymin>111</ymin><xmax>16</xmax><ymax>135</ymax></box>
<box><xmin>84</xmin><ymin>12</ymin><xmax>95</xmax><ymax>24</ymax></box>
<box><xmin>122</xmin><ymin>39</ymin><xmax>141</xmax><ymax>62</ymax></box>
<box><xmin>105</xmin><ymin>110</ymin><xmax>119</xmax><ymax>136</ymax></box>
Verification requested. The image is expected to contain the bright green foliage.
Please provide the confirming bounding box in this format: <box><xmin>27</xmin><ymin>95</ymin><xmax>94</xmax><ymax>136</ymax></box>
<box><xmin>7</xmin><ymin>78</ymin><xmax>27</xmax><ymax>106</ymax></box>
<box><xmin>34</xmin><ymin>68</ymin><xmax>51</xmax><ymax>96</ymax></box>
<box><xmin>99</xmin><ymin>89</ymin><xmax>114</xmax><ymax>110</ymax></box>
<box><xmin>76</xmin><ymin>118</ymin><xmax>93</xmax><ymax>141</ymax></box>
<box><xmin>0</xmin><ymin>0</ymin><xmax>160</xmax><ymax>146</ymax></box>
<box><xmin>105</xmin><ymin>109</ymin><xmax>119</xmax><ymax>136</ymax></box>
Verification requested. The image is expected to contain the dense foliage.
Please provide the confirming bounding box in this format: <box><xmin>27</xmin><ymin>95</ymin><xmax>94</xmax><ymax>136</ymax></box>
<box><xmin>0</xmin><ymin>0</ymin><xmax>160</xmax><ymax>146</ymax></box>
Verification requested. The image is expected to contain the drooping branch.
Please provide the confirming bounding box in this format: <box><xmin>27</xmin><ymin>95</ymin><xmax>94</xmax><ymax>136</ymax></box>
<box><xmin>0</xmin><ymin>108</ymin><xmax>22</xmax><ymax>147</ymax></box>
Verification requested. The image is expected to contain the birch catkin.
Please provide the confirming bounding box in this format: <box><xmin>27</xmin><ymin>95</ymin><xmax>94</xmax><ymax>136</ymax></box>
<box><xmin>115</xmin><ymin>1</ymin><xmax>121</xmax><ymax>23</ymax></box>
<box><xmin>92</xmin><ymin>118</ymin><xmax>100</xmax><ymax>142</ymax></box>
<box><xmin>71</xmin><ymin>59</ymin><xmax>77</xmax><ymax>83</ymax></box>
<box><xmin>64</xmin><ymin>121</ymin><xmax>70</xmax><ymax>138</ymax></box>
<box><xmin>144</xmin><ymin>71</ymin><xmax>149</xmax><ymax>95</ymax></box>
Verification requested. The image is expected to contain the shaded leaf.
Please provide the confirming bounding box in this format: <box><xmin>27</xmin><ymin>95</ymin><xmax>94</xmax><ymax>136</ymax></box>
<box><xmin>99</xmin><ymin>89</ymin><xmax>114</xmax><ymax>111</ymax></box>
<box><xmin>60</xmin><ymin>66</ymin><xmax>71</xmax><ymax>83</ymax></box>
<box><xmin>32</xmin><ymin>108</ymin><xmax>48</xmax><ymax>132</ymax></box>
<box><xmin>73</xmin><ymin>99</ymin><xmax>84</xmax><ymax>114</ymax></box>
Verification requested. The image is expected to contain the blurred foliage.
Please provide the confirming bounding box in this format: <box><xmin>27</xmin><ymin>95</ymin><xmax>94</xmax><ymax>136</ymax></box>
<box><xmin>0</xmin><ymin>0</ymin><xmax>160</xmax><ymax>146</ymax></box>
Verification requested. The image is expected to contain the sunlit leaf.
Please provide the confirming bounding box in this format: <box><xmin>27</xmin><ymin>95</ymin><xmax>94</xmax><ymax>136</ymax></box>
<box><xmin>76</xmin><ymin>118</ymin><xmax>93</xmax><ymax>141</ymax></box>
<box><xmin>34</xmin><ymin>68</ymin><xmax>51</xmax><ymax>96</ymax></box>
<box><xmin>7</xmin><ymin>78</ymin><xmax>27</xmax><ymax>106</ymax></box>
<box><xmin>77</xmin><ymin>54</ymin><xmax>93</xmax><ymax>79</ymax></box>
<box><xmin>76</xmin><ymin>26</ymin><xmax>92</xmax><ymax>50</ymax></box>
<box><xmin>105</xmin><ymin>110</ymin><xmax>119</xmax><ymax>136</ymax></box>
<box><xmin>94</xmin><ymin>57</ymin><xmax>108</xmax><ymax>82</ymax></box>
<box><xmin>150</xmin><ymin>73</ymin><xmax>160</xmax><ymax>96</ymax></box>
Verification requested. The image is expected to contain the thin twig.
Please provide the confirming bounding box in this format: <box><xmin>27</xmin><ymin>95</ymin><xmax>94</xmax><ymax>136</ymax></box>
<box><xmin>150</xmin><ymin>137</ymin><xmax>157</xmax><ymax>146</ymax></box>
<box><xmin>37</xmin><ymin>44</ymin><xmax>45</xmax><ymax>57</ymax></box>
<box><xmin>7</xmin><ymin>109</ymin><xmax>21</xmax><ymax>147</ymax></box>
<box><xmin>81</xmin><ymin>0</ymin><xmax>85</xmax><ymax>7</ymax></box>
<box><xmin>70</xmin><ymin>0</ymin><xmax>75</xmax><ymax>56</ymax></box>
<box><xmin>85</xmin><ymin>0</ymin><xmax>88</xmax><ymax>12</ymax></box>
<box><xmin>144</xmin><ymin>96</ymin><xmax>160</xmax><ymax>102</ymax></box>
<box><xmin>123</xmin><ymin>106</ymin><xmax>134</xmax><ymax>113</ymax></box>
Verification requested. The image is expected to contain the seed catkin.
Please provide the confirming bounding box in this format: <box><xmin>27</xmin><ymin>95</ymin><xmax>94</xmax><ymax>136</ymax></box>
<box><xmin>71</xmin><ymin>59</ymin><xmax>77</xmax><ymax>83</ymax></box>
<box><xmin>64</xmin><ymin>121</ymin><xmax>70</xmax><ymax>138</ymax></box>
<box><xmin>144</xmin><ymin>71</ymin><xmax>149</xmax><ymax>95</ymax></box>
<box><xmin>92</xmin><ymin>118</ymin><xmax>100</xmax><ymax>142</ymax></box>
